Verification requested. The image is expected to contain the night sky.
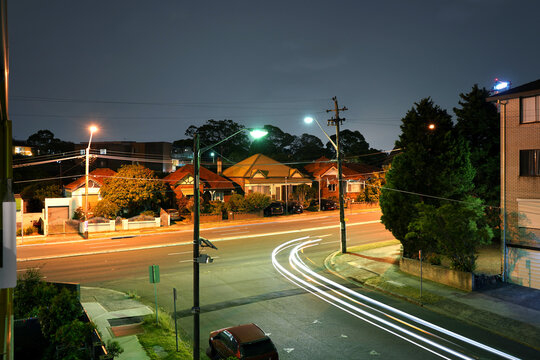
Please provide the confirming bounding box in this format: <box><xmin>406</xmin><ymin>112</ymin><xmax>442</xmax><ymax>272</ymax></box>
<box><xmin>8</xmin><ymin>1</ymin><xmax>540</xmax><ymax>151</ymax></box>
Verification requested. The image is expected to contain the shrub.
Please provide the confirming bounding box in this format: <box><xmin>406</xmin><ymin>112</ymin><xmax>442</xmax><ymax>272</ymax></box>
<box><xmin>72</xmin><ymin>207</ymin><xmax>85</xmax><ymax>220</ymax></box>
<box><xmin>245</xmin><ymin>193</ymin><xmax>271</xmax><ymax>212</ymax></box>
<box><xmin>176</xmin><ymin>196</ymin><xmax>190</xmax><ymax>214</ymax></box>
<box><xmin>225</xmin><ymin>194</ymin><xmax>247</xmax><ymax>213</ymax></box>
<box><xmin>93</xmin><ymin>199</ymin><xmax>119</xmax><ymax>219</ymax></box>
<box><xmin>209</xmin><ymin>200</ymin><xmax>225</xmax><ymax>215</ymax></box>
<box><xmin>24</xmin><ymin>226</ymin><xmax>37</xmax><ymax>235</ymax></box>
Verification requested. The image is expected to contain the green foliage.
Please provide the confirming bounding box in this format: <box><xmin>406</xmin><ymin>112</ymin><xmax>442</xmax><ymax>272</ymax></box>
<box><xmin>14</xmin><ymin>268</ymin><xmax>55</xmax><ymax>319</ymax></box>
<box><xmin>185</xmin><ymin>119</ymin><xmax>250</xmax><ymax>162</ymax></box>
<box><xmin>106</xmin><ymin>340</ymin><xmax>124</xmax><ymax>358</ymax></box>
<box><xmin>24</xmin><ymin>225</ymin><xmax>37</xmax><ymax>235</ymax></box>
<box><xmin>99</xmin><ymin>164</ymin><xmax>166</xmax><ymax>217</ymax></box>
<box><xmin>208</xmin><ymin>200</ymin><xmax>225</xmax><ymax>215</ymax></box>
<box><xmin>248</xmin><ymin>124</ymin><xmax>296</xmax><ymax>162</ymax></box>
<box><xmin>93</xmin><ymin>199</ymin><xmax>120</xmax><ymax>219</ymax></box>
<box><xmin>73</xmin><ymin>207</ymin><xmax>85</xmax><ymax>220</ymax></box>
<box><xmin>326</xmin><ymin>129</ymin><xmax>371</xmax><ymax>158</ymax></box>
<box><xmin>54</xmin><ymin>320</ymin><xmax>94</xmax><ymax>360</ymax></box>
<box><xmin>363</xmin><ymin>173</ymin><xmax>385</xmax><ymax>203</ymax></box>
<box><xmin>408</xmin><ymin>197</ymin><xmax>493</xmax><ymax>272</ymax></box>
<box><xmin>293</xmin><ymin>184</ymin><xmax>311</xmax><ymax>203</ymax></box>
<box><xmin>289</xmin><ymin>133</ymin><xmax>325</xmax><ymax>161</ymax></box>
<box><xmin>380</xmin><ymin>98</ymin><xmax>478</xmax><ymax>259</ymax></box>
<box><xmin>225</xmin><ymin>194</ymin><xmax>248</xmax><ymax>212</ymax></box>
<box><xmin>245</xmin><ymin>192</ymin><xmax>271</xmax><ymax>211</ymax></box>
<box><xmin>138</xmin><ymin>311</ymin><xmax>192</xmax><ymax>359</ymax></box>
<box><xmin>20</xmin><ymin>182</ymin><xmax>62</xmax><ymax>212</ymax></box>
<box><xmin>26</xmin><ymin>129</ymin><xmax>75</xmax><ymax>155</ymax></box>
<box><xmin>39</xmin><ymin>288</ymin><xmax>83</xmax><ymax>340</ymax></box>
<box><xmin>176</xmin><ymin>196</ymin><xmax>190</xmax><ymax>214</ymax></box>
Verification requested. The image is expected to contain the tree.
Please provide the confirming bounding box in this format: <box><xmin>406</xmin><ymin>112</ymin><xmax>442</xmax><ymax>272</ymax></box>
<box><xmin>14</xmin><ymin>268</ymin><xmax>55</xmax><ymax>319</ymax></box>
<box><xmin>245</xmin><ymin>193</ymin><xmax>271</xmax><ymax>212</ymax></box>
<box><xmin>20</xmin><ymin>182</ymin><xmax>62</xmax><ymax>212</ymax></box>
<box><xmin>184</xmin><ymin>119</ymin><xmax>250</xmax><ymax>161</ymax></box>
<box><xmin>363</xmin><ymin>172</ymin><xmax>385</xmax><ymax>203</ymax></box>
<box><xmin>325</xmin><ymin>129</ymin><xmax>370</xmax><ymax>158</ymax></box>
<box><xmin>289</xmin><ymin>134</ymin><xmax>325</xmax><ymax>161</ymax></box>
<box><xmin>454</xmin><ymin>85</ymin><xmax>500</xmax><ymax>238</ymax></box>
<box><xmin>249</xmin><ymin>125</ymin><xmax>295</xmax><ymax>162</ymax></box>
<box><xmin>99</xmin><ymin>165</ymin><xmax>166</xmax><ymax>217</ymax></box>
<box><xmin>26</xmin><ymin>129</ymin><xmax>74</xmax><ymax>155</ymax></box>
<box><xmin>225</xmin><ymin>194</ymin><xmax>248</xmax><ymax>213</ymax></box>
<box><xmin>380</xmin><ymin>98</ymin><xmax>478</xmax><ymax>258</ymax></box>
<box><xmin>93</xmin><ymin>199</ymin><xmax>120</xmax><ymax>219</ymax></box>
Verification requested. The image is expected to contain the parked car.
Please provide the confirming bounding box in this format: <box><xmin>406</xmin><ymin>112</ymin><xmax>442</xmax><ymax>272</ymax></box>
<box><xmin>263</xmin><ymin>201</ymin><xmax>284</xmax><ymax>216</ymax></box>
<box><xmin>309</xmin><ymin>199</ymin><xmax>337</xmax><ymax>211</ymax></box>
<box><xmin>166</xmin><ymin>209</ymin><xmax>181</xmax><ymax>221</ymax></box>
<box><xmin>286</xmin><ymin>201</ymin><xmax>303</xmax><ymax>214</ymax></box>
<box><xmin>207</xmin><ymin>323</ymin><xmax>279</xmax><ymax>360</ymax></box>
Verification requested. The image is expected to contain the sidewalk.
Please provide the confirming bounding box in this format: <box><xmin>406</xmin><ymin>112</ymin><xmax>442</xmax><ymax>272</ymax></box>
<box><xmin>81</xmin><ymin>287</ymin><xmax>153</xmax><ymax>360</ymax></box>
<box><xmin>325</xmin><ymin>242</ymin><xmax>540</xmax><ymax>350</ymax></box>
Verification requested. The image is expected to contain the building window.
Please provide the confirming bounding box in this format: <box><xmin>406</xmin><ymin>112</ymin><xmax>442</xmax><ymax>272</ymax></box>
<box><xmin>520</xmin><ymin>149</ymin><xmax>540</xmax><ymax>176</ymax></box>
<box><xmin>521</xmin><ymin>96</ymin><xmax>540</xmax><ymax>123</ymax></box>
<box><xmin>347</xmin><ymin>181</ymin><xmax>365</xmax><ymax>193</ymax></box>
<box><xmin>250</xmin><ymin>185</ymin><xmax>270</xmax><ymax>195</ymax></box>
<box><xmin>328</xmin><ymin>183</ymin><xmax>336</xmax><ymax>192</ymax></box>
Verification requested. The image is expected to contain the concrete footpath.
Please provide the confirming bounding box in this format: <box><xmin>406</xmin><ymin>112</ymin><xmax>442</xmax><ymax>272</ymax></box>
<box><xmin>325</xmin><ymin>242</ymin><xmax>540</xmax><ymax>351</ymax></box>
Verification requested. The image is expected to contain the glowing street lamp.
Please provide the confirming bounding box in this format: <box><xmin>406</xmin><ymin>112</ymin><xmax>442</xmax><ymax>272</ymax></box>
<box><xmin>428</xmin><ymin>123</ymin><xmax>435</xmax><ymax>130</ymax></box>
<box><xmin>192</xmin><ymin>127</ymin><xmax>267</xmax><ymax>360</ymax></box>
<box><xmin>84</xmin><ymin>125</ymin><xmax>98</xmax><ymax>239</ymax></box>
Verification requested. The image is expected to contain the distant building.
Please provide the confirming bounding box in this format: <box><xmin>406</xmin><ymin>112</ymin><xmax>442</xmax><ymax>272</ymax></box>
<box><xmin>75</xmin><ymin>141</ymin><xmax>182</xmax><ymax>173</ymax></box>
<box><xmin>487</xmin><ymin>78</ymin><xmax>540</xmax><ymax>289</ymax></box>
<box><xmin>63</xmin><ymin>168</ymin><xmax>117</xmax><ymax>215</ymax></box>
<box><xmin>12</xmin><ymin>139</ymin><xmax>34</xmax><ymax>156</ymax></box>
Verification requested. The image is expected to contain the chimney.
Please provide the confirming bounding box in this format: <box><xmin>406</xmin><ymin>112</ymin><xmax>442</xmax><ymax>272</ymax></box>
<box><xmin>217</xmin><ymin>157</ymin><xmax>222</xmax><ymax>175</ymax></box>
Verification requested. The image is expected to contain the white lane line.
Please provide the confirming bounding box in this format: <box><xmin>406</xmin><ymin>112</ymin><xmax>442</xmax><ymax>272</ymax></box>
<box><xmin>168</xmin><ymin>251</ymin><xmax>192</xmax><ymax>256</ymax></box>
<box><xmin>18</xmin><ymin>220</ymin><xmax>381</xmax><ymax>262</ymax></box>
<box><xmin>179</xmin><ymin>256</ymin><xmax>220</xmax><ymax>263</ymax></box>
<box><xmin>288</xmin><ymin>238</ymin><xmax>519</xmax><ymax>360</ymax></box>
<box><xmin>88</xmin><ymin>244</ymin><xmax>126</xmax><ymax>249</ymax></box>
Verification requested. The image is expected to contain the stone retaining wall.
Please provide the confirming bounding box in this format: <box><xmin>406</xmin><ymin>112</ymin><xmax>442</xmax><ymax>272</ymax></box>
<box><xmin>400</xmin><ymin>257</ymin><xmax>474</xmax><ymax>291</ymax></box>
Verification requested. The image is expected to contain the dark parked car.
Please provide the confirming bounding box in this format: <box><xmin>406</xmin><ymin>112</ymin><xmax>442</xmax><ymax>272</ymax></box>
<box><xmin>166</xmin><ymin>209</ymin><xmax>181</xmax><ymax>220</ymax></box>
<box><xmin>309</xmin><ymin>199</ymin><xmax>337</xmax><ymax>211</ymax></box>
<box><xmin>286</xmin><ymin>201</ymin><xmax>303</xmax><ymax>214</ymax></box>
<box><xmin>207</xmin><ymin>323</ymin><xmax>279</xmax><ymax>360</ymax></box>
<box><xmin>264</xmin><ymin>201</ymin><xmax>284</xmax><ymax>216</ymax></box>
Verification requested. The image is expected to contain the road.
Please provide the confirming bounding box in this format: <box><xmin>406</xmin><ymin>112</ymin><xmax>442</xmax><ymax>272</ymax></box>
<box><xmin>17</xmin><ymin>210</ymin><xmax>538</xmax><ymax>359</ymax></box>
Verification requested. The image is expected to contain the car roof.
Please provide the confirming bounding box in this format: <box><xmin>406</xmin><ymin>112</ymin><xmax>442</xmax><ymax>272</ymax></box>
<box><xmin>224</xmin><ymin>323</ymin><xmax>266</xmax><ymax>343</ymax></box>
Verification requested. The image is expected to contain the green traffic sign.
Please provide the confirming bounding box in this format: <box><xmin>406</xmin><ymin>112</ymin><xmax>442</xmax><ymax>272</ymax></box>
<box><xmin>149</xmin><ymin>264</ymin><xmax>160</xmax><ymax>283</ymax></box>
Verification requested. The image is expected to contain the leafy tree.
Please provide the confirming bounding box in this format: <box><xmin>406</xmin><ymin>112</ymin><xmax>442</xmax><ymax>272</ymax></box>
<box><xmin>289</xmin><ymin>134</ymin><xmax>325</xmax><ymax>161</ymax></box>
<box><xmin>100</xmin><ymin>165</ymin><xmax>166</xmax><ymax>217</ymax></box>
<box><xmin>93</xmin><ymin>199</ymin><xmax>120</xmax><ymax>219</ymax></box>
<box><xmin>20</xmin><ymin>182</ymin><xmax>62</xmax><ymax>212</ymax></box>
<box><xmin>248</xmin><ymin>125</ymin><xmax>295</xmax><ymax>162</ymax></box>
<box><xmin>325</xmin><ymin>129</ymin><xmax>370</xmax><ymax>158</ymax></box>
<box><xmin>39</xmin><ymin>288</ymin><xmax>83</xmax><ymax>340</ymax></box>
<box><xmin>293</xmin><ymin>184</ymin><xmax>311</xmax><ymax>203</ymax></box>
<box><xmin>26</xmin><ymin>129</ymin><xmax>74</xmax><ymax>155</ymax></box>
<box><xmin>363</xmin><ymin>173</ymin><xmax>385</xmax><ymax>203</ymax></box>
<box><xmin>54</xmin><ymin>320</ymin><xmax>95</xmax><ymax>360</ymax></box>
<box><xmin>407</xmin><ymin>197</ymin><xmax>493</xmax><ymax>272</ymax></box>
<box><xmin>380</xmin><ymin>98</ymin><xmax>478</xmax><ymax>258</ymax></box>
<box><xmin>225</xmin><ymin>194</ymin><xmax>248</xmax><ymax>213</ymax></box>
<box><xmin>185</xmin><ymin>119</ymin><xmax>250</xmax><ymax>161</ymax></box>
<box><xmin>454</xmin><ymin>85</ymin><xmax>500</xmax><ymax>239</ymax></box>
<box><xmin>14</xmin><ymin>268</ymin><xmax>55</xmax><ymax>319</ymax></box>
<box><xmin>245</xmin><ymin>193</ymin><xmax>271</xmax><ymax>212</ymax></box>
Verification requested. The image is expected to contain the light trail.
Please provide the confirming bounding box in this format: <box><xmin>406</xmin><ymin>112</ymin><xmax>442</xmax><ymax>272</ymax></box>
<box><xmin>272</xmin><ymin>237</ymin><xmax>521</xmax><ymax>360</ymax></box>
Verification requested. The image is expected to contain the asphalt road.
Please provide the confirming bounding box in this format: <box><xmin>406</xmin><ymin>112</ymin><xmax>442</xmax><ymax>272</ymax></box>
<box><xmin>17</xmin><ymin>210</ymin><xmax>538</xmax><ymax>359</ymax></box>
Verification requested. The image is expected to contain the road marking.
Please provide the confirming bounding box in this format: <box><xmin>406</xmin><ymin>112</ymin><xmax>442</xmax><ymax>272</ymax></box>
<box><xmin>88</xmin><ymin>243</ymin><xmax>125</xmax><ymax>248</ymax></box>
<box><xmin>18</xmin><ymin>220</ymin><xmax>381</xmax><ymax>262</ymax></box>
<box><xmin>168</xmin><ymin>251</ymin><xmax>192</xmax><ymax>256</ymax></box>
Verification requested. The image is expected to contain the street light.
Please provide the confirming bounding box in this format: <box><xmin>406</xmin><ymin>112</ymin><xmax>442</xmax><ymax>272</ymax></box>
<box><xmin>304</xmin><ymin>116</ymin><xmax>347</xmax><ymax>253</ymax></box>
<box><xmin>84</xmin><ymin>125</ymin><xmax>98</xmax><ymax>239</ymax></box>
<box><xmin>192</xmin><ymin>127</ymin><xmax>267</xmax><ymax>360</ymax></box>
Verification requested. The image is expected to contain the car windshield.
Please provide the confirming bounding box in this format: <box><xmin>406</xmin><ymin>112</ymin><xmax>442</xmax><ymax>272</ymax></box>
<box><xmin>240</xmin><ymin>338</ymin><xmax>275</xmax><ymax>357</ymax></box>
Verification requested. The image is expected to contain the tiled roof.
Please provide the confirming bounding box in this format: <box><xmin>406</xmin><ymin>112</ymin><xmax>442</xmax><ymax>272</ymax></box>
<box><xmin>163</xmin><ymin>164</ymin><xmax>235</xmax><ymax>190</ymax></box>
<box><xmin>64</xmin><ymin>168</ymin><xmax>117</xmax><ymax>191</ymax></box>
<box><xmin>223</xmin><ymin>154</ymin><xmax>307</xmax><ymax>178</ymax></box>
<box><xmin>304</xmin><ymin>158</ymin><xmax>380</xmax><ymax>178</ymax></box>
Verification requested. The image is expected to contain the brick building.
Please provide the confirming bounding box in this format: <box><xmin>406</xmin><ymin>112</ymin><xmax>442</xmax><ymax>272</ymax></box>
<box><xmin>487</xmin><ymin>78</ymin><xmax>540</xmax><ymax>289</ymax></box>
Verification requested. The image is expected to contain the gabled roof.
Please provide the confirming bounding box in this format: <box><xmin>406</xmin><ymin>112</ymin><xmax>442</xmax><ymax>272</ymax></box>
<box><xmin>223</xmin><ymin>154</ymin><xmax>307</xmax><ymax>179</ymax></box>
<box><xmin>64</xmin><ymin>168</ymin><xmax>116</xmax><ymax>191</ymax></box>
<box><xmin>304</xmin><ymin>157</ymin><xmax>380</xmax><ymax>178</ymax></box>
<box><xmin>163</xmin><ymin>164</ymin><xmax>235</xmax><ymax>190</ymax></box>
<box><xmin>487</xmin><ymin>79</ymin><xmax>540</xmax><ymax>101</ymax></box>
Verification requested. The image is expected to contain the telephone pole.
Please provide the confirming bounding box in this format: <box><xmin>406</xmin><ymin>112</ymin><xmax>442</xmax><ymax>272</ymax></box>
<box><xmin>326</xmin><ymin>96</ymin><xmax>348</xmax><ymax>253</ymax></box>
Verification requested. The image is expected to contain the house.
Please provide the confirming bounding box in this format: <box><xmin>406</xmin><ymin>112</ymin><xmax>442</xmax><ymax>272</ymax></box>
<box><xmin>222</xmin><ymin>154</ymin><xmax>312</xmax><ymax>201</ymax></box>
<box><xmin>487</xmin><ymin>78</ymin><xmax>540</xmax><ymax>289</ymax></box>
<box><xmin>163</xmin><ymin>164</ymin><xmax>236</xmax><ymax>202</ymax></box>
<box><xmin>63</xmin><ymin>168</ymin><xmax>117</xmax><ymax>215</ymax></box>
<box><xmin>303</xmin><ymin>157</ymin><xmax>381</xmax><ymax>200</ymax></box>
<box><xmin>12</xmin><ymin>139</ymin><xmax>34</xmax><ymax>156</ymax></box>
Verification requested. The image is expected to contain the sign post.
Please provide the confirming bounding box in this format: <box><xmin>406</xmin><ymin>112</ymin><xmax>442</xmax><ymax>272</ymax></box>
<box><xmin>149</xmin><ymin>264</ymin><xmax>160</xmax><ymax>323</ymax></box>
<box><xmin>173</xmin><ymin>288</ymin><xmax>178</xmax><ymax>352</ymax></box>
<box><xmin>419</xmin><ymin>250</ymin><xmax>423</xmax><ymax>304</ymax></box>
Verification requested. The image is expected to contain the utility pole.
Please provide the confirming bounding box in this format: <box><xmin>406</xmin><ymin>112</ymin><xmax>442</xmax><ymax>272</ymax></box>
<box><xmin>192</xmin><ymin>133</ymin><xmax>201</xmax><ymax>360</ymax></box>
<box><xmin>0</xmin><ymin>0</ymin><xmax>15</xmax><ymax>358</ymax></box>
<box><xmin>326</xmin><ymin>96</ymin><xmax>348</xmax><ymax>253</ymax></box>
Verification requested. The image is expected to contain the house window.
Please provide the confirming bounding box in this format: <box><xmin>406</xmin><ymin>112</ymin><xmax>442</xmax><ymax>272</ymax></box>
<box><xmin>521</xmin><ymin>96</ymin><xmax>540</xmax><ymax>123</ymax></box>
<box><xmin>328</xmin><ymin>183</ymin><xmax>336</xmax><ymax>192</ymax></box>
<box><xmin>520</xmin><ymin>149</ymin><xmax>540</xmax><ymax>176</ymax></box>
<box><xmin>517</xmin><ymin>199</ymin><xmax>540</xmax><ymax>230</ymax></box>
<box><xmin>250</xmin><ymin>185</ymin><xmax>270</xmax><ymax>195</ymax></box>
<box><xmin>347</xmin><ymin>181</ymin><xmax>365</xmax><ymax>193</ymax></box>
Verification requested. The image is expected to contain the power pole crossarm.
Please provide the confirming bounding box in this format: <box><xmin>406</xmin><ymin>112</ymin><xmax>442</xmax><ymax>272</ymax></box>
<box><xmin>326</xmin><ymin>96</ymin><xmax>348</xmax><ymax>254</ymax></box>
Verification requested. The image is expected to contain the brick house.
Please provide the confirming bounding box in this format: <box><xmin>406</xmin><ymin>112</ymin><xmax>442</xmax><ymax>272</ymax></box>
<box><xmin>63</xmin><ymin>168</ymin><xmax>117</xmax><ymax>216</ymax></box>
<box><xmin>163</xmin><ymin>164</ymin><xmax>236</xmax><ymax>203</ymax></box>
<box><xmin>487</xmin><ymin>78</ymin><xmax>540</xmax><ymax>289</ymax></box>
<box><xmin>222</xmin><ymin>154</ymin><xmax>312</xmax><ymax>201</ymax></box>
<box><xmin>303</xmin><ymin>157</ymin><xmax>381</xmax><ymax>201</ymax></box>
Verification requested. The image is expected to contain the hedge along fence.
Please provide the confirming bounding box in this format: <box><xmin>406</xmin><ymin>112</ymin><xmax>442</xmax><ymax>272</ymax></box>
<box><xmin>228</xmin><ymin>210</ymin><xmax>263</xmax><ymax>221</ymax></box>
<box><xmin>400</xmin><ymin>257</ymin><xmax>474</xmax><ymax>291</ymax></box>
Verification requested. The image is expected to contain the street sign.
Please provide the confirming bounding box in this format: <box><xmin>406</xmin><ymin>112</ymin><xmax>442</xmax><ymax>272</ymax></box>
<box><xmin>149</xmin><ymin>264</ymin><xmax>160</xmax><ymax>284</ymax></box>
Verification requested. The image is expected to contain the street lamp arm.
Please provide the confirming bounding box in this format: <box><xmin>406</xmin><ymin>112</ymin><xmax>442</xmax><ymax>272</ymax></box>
<box><xmin>199</xmin><ymin>128</ymin><xmax>246</xmax><ymax>154</ymax></box>
<box><xmin>308</xmin><ymin>117</ymin><xmax>338</xmax><ymax>151</ymax></box>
